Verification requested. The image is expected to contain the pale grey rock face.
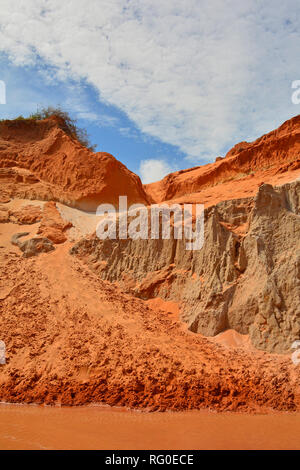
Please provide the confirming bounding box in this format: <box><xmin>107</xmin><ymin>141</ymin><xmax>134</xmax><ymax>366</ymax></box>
<box><xmin>71</xmin><ymin>181</ymin><xmax>300</xmax><ymax>353</ymax></box>
<box><xmin>11</xmin><ymin>232</ymin><xmax>54</xmax><ymax>257</ymax></box>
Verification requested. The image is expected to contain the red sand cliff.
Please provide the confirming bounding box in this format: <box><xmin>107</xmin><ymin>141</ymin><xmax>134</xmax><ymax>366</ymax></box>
<box><xmin>145</xmin><ymin>115</ymin><xmax>300</xmax><ymax>206</ymax></box>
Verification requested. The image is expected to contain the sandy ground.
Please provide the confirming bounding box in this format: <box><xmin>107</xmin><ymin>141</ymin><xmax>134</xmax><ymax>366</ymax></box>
<box><xmin>210</xmin><ymin>329</ymin><xmax>254</xmax><ymax>350</ymax></box>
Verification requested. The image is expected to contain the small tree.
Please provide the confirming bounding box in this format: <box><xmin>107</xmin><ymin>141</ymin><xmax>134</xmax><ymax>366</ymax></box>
<box><xmin>29</xmin><ymin>106</ymin><xmax>96</xmax><ymax>151</ymax></box>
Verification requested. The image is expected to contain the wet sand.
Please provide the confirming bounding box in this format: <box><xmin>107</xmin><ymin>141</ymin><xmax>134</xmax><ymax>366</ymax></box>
<box><xmin>0</xmin><ymin>404</ymin><xmax>299</xmax><ymax>450</ymax></box>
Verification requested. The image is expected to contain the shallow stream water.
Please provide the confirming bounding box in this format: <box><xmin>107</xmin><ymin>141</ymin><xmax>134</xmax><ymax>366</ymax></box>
<box><xmin>0</xmin><ymin>404</ymin><xmax>299</xmax><ymax>450</ymax></box>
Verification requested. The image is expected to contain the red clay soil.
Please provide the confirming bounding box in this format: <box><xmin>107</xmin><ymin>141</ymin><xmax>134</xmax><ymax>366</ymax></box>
<box><xmin>0</xmin><ymin>239</ymin><xmax>300</xmax><ymax>412</ymax></box>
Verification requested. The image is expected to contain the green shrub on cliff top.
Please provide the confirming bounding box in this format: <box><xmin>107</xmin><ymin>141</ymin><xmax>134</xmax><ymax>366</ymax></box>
<box><xmin>0</xmin><ymin>106</ymin><xmax>96</xmax><ymax>151</ymax></box>
<box><xmin>29</xmin><ymin>106</ymin><xmax>96</xmax><ymax>151</ymax></box>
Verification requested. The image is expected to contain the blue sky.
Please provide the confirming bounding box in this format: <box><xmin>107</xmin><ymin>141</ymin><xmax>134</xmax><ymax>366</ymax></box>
<box><xmin>0</xmin><ymin>54</ymin><xmax>184</xmax><ymax>180</ymax></box>
<box><xmin>0</xmin><ymin>1</ymin><xmax>300</xmax><ymax>183</ymax></box>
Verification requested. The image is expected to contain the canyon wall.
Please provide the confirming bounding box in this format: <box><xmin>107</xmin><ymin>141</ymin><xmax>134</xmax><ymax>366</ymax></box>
<box><xmin>71</xmin><ymin>180</ymin><xmax>300</xmax><ymax>353</ymax></box>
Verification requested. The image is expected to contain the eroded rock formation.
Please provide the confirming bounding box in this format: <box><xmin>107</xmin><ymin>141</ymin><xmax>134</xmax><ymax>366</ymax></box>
<box><xmin>71</xmin><ymin>181</ymin><xmax>300</xmax><ymax>353</ymax></box>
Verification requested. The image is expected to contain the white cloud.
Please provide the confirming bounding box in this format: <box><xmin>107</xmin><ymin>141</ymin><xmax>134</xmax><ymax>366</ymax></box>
<box><xmin>0</xmin><ymin>1</ymin><xmax>300</xmax><ymax>161</ymax></box>
<box><xmin>77</xmin><ymin>111</ymin><xmax>119</xmax><ymax>127</ymax></box>
<box><xmin>139</xmin><ymin>159</ymin><xmax>173</xmax><ymax>184</ymax></box>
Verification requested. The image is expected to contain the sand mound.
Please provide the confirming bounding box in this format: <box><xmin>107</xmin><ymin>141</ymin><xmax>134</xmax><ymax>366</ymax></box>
<box><xmin>145</xmin><ymin>115</ymin><xmax>300</xmax><ymax>206</ymax></box>
<box><xmin>1</xmin><ymin>115</ymin><xmax>300</xmax><ymax>411</ymax></box>
<box><xmin>0</xmin><ymin>238</ymin><xmax>299</xmax><ymax>411</ymax></box>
